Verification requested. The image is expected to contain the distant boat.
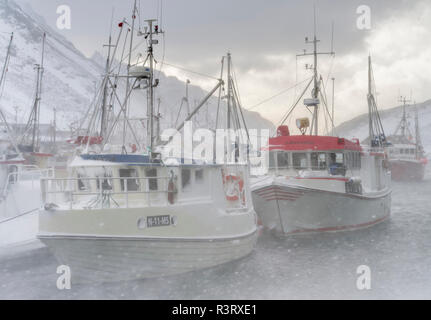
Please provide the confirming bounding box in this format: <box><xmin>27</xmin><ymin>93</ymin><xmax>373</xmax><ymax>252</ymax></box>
<box><xmin>0</xmin><ymin>33</ymin><xmax>51</xmax><ymax>247</ymax></box>
<box><xmin>251</xmin><ymin>28</ymin><xmax>392</xmax><ymax>235</ymax></box>
<box><xmin>386</xmin><ymin>98</ymin><xmax>428</xmax><ymax>181</ymax></box>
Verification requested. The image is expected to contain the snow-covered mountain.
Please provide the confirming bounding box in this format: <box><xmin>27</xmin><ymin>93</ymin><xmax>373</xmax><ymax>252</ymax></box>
<box><xmin>0</xmin><ymin>0</ymin><xmax>101</xmax><ymax>129</ymax></box>
<box><xmin>336</xmin><ymin>99</ymin><xmax>431</xmax><ymax>154</ymax></box>
<box><xmin>0</xmin><ymin>0</ymin><xmax>273</xmax><ymax>136</ymax></box>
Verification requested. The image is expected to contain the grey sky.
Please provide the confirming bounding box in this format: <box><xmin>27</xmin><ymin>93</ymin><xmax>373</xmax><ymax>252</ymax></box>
<box><xmin>15</xmin><ymin>0</ymin><xmax>430</xmax><ymax>127</ymax></box>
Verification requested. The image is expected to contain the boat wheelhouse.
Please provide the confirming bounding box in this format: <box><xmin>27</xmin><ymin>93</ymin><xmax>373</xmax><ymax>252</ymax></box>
<box><xmin>39</xmin><ymin>154</ymin><xmax>257</xmax><ymax>283</ymax></box>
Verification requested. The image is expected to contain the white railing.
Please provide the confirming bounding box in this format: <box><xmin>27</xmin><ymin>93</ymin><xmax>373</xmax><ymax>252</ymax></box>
<box><xmin>361</xmin><ymin>146</ymin><xmax>385</xmax><ymax>154</ymax></box>
<box><xmin>1</xmin><ymin>166</ymin><xmax>54</xmax><ymax>199</ymax></box>
<box><xmin>41</xmin><ymin>176</ymin><xmax>172</xmax><ymax>210</ymax></box>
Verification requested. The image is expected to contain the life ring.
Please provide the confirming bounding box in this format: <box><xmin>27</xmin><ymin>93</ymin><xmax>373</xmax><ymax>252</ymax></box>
<box><xmin>223</xmin><ymin>174</ymin><xmax>245</xmax><ymax>202</ymax></box>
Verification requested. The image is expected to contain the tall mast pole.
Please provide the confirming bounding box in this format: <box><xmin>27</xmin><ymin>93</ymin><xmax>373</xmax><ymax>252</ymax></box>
<box><xmin>398</xmin><ymin>96</ymin><xmax>410</xmax><ymax>138</ymax></box>
<box><xmin>331</xmin><ymin>77</ymin><xmax>335</xmax><ymax>134</ymax></box>
<box><xmin>0</xmin><ymin>33</ymin><xmax>13</xmax><ymax>89</ymax></box>
<box><xmin>123</xmin><ymin>0</ymin><xmax>137</xmax><ymax>153</ymax></box>
<box><xmin>0</xmin><ymin>33</ymin><xmax>20</xmax><ymax>154</ymax></box>
<box><xmin>227</xmin><ymin>52</ymin><xmax>232</xmax><ymax>130</ymax></box>
<box><xmin>145</xmin><ymin>19</ymin><xmax>157</xmax><ymax>153</ymax></box>
<box><xmin>32</xmin><ymin>33</ymin><xmax>46</xmax><ymax>152</ymax></box>
<box><xmin>101</xmin><ymin>33</ymin><xmax>113</xmax><ymax>139</ymax></box>
<box><xmin>296</xmin><ymin>8</ymin><xmax>334</xmax><ymax>136</ymax></box>
<box><xmin>368</xmin><ymin>55</ymin><xmax>374</xmax><ymax>142</ymax></box>
<box><xmin>313</xmin><ymin>29</ymin><xmax>318</xmax><ymax>135</ymax></box>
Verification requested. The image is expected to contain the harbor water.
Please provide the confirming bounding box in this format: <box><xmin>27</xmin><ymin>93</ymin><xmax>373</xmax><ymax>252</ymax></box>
<box><xmin>0</xmin><ymin>168</ymin><xmax>430</xmax><ymax>300</ymax></box>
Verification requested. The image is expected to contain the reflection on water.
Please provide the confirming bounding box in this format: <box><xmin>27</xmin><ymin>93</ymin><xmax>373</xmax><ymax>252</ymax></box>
<box><xmin>0</xmin><ymin>169</ymin><xmax>430</xmax><ymax>299</ymax></box>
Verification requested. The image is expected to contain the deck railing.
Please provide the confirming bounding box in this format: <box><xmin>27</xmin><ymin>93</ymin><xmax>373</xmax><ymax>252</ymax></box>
<box><xmin>2</xmin><ymin>166</ymin><xmax>54</xmax><ymax>199</ymax></box>
<box><xmin>41</xmin><ymin>176</ymin><xmax>172</xmax><ymax>210</ymax></box>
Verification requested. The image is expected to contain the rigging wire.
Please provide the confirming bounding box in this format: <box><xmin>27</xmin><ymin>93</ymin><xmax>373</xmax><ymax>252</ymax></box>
<box><xmin>162</xmin><ymin>61</ymin><xmax>220</xmax><ymax>81</ymax></box>
<box><xmin>273</xmin><ymin>77</ymin><xmax>314</xmax><ymax>136</ymax></box>
<box><xmin>247</xmin><ymin>76</ymin><xmax>313</xmax><ymax>111</ymax></box>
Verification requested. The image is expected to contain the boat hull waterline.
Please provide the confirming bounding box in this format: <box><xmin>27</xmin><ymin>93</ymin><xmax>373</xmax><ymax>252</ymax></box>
<box><xmin>39</xmin><ymin>230</ymin><xmax>258</xmax><ymax>283</ymax></box>
<box><xmin>390</xmin><ymin>160</ymin><xmax>426</xmax><ymax>181</ymax></box>
<box><xmin>252</xmin><ymin>182</ymin><xmax>391</xmax><ymax>235</ymax></box>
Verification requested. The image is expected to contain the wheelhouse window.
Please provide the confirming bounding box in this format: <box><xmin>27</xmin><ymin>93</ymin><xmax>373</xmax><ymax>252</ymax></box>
<box><xmin>292</xmin><ymin>153</ymin><xmax>308</xmax><ymax>170</ymax></box>
<box><xmin>96</xmin><ymin>169</ymin><xmax>113</xmax><ymax>191</ymax></box>
<box><xmin>311</xmin><ymin>153</ymin><xmax>327</xmax><ymax>170</ymax></box>
<box><xmin>119</xmin><ymin>168</ymin><xmax>140</xmax><ymax>192</ymax></box>
<box><xmin>269</xmin><ymin>152</ymin><xmax>276</xmax><ymax>169</ymax></box>
<box><xmin>76</xmin><ymin>168</ymin><xmax>90</xmax><ymax>191</ymax></box>
<box><xmin>277</xmin><ymin>152</ymin><xmax>290</xmax><ymax>169</ymax></box>
<box><xmin>145</xmin><ymin>168</ymin><xmax>158</xmax><ymax>191</ymax></box>
<box><xmin>182</xmin><ymin>169</ymin><xmax>191</xmax><ymax>189</ymax></box>
<box><xmin>329</xmin><ymin>153</ymin><xmax>346</xmax><ymax>176</ymax></box>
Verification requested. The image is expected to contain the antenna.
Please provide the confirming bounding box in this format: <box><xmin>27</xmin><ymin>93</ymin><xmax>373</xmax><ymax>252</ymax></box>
<box><xmin>330</xmin><ymin>21</ymin><xmax>335</xmax><ymax>54</ymax></box>
<box><xmin>296</xmin><ymin>8</ymin><xmax>335</xmax><ymax>136</ymax></box>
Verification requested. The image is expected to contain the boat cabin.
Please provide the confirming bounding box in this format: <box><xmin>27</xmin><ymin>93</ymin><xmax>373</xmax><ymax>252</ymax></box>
<box><xmin>387</xmin><ymin>143</ymin><xmax>423</xmax><ymax>161</ymax></box>
<box><xmin>267</xmin><ymin>129</ymin><xmax>362</xmax><ymax>177</ymax></box>
<box><xmin>41</xmin><ymin>154</ymin><xmax>250</xmax><ymax>210</ymax></box>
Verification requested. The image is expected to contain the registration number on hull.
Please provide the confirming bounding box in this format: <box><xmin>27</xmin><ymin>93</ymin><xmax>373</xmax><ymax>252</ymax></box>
<box><xmin>147</xmin><ymin>215</ymin><xmax>172</xmax><ymax>228</ymax></box>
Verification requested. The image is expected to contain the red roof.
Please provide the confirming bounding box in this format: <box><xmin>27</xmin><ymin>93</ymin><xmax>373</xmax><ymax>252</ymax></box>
<box><xmin>268</xmin><ymin>135</ymin><xmax>362</xmax><ymax>152</ymax></box>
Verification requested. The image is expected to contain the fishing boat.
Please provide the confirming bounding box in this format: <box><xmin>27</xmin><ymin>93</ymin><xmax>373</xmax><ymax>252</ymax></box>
<box><xmin>38</xmin><ymin>4</ymin><xmax>257</xmax><ymax>283</ymax></box>
<box><xmin>251</xmin><ymin>28</ymin><xmax>392</xmax><ymax>235</ymax></box>
<box><xmin>0</xmin><ymin>33</ymin><xmax>51</xmax><ymax>247</ymax></box>
<box><xmin>17</xmin><ymin>32</ymin><xmax>54</xmax><ymax>169</ymax></box>
<box><xmin>386</xmin><ymin>98</ymin><xmax>427</xmax><ymax>181</ymax></box>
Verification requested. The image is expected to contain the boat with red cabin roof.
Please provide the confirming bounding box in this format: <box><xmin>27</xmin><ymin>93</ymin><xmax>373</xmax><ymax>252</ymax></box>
<box><xmin>386</xmin><ymin>98</ymin><xmax>427</xmax><ymax>181</ymax></box>
<box><xmin>251</xmin><ymin>34</ymin><xmax>392</xmax><ymax>235</ymax></box>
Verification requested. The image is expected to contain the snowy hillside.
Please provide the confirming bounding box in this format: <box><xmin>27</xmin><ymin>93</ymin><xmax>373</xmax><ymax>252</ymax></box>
<box><xmin>336</xmin><ymin>99</ymin><xmax>431</xmax><ymax>154</ymax></box>
<box><xmin>0</xmin><ymin>0</ymin><xmax>274</xmax><ymax>136</ymax></box>
<box><xmin>0</xmin><ymin>0</ymin><xmax>101</xmax><ymax>129</ymax></box>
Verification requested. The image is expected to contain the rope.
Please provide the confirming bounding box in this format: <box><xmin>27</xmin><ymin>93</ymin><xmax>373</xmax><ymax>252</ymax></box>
<box><xmin>246</xmin><ymin>77</ymin><xmax>313</xmax><ymax>111</ymax></box>
<box><xmin>0</xmin><ymin>208</ymin><xmax>39</xmax><ymax>225</ymax></box>
<box><xmin>162</xmin><ymin>62</ymin><xmax>220</xmax><ymax>81</ymax></box>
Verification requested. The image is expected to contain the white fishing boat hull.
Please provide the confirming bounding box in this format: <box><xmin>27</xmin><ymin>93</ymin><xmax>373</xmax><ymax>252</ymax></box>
<box><xmin>38</xmin><ymin>198</ymin><xmax>258</xmax><ymax>283</ymax></box>
<box><xmin>252</xmin><ymin>178</ymin><xmax>391</xmax><ymax>235</ymax></box>
<box><xmin>0</xmin><ymin>209</ymin><xmax>39</xmax><ymax>247</ymax></box>
<box><xmin>0</xmin><ymin>172</ymin><xmax>43</xmax><ymax>247</ymax></box>
<box><xmin>39</xmin><ymin>230</ymin><xmax>258</xmax><ymax>283</ymax></box>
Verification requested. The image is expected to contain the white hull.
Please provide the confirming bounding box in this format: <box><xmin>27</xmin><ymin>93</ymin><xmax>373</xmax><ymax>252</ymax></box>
<box><xmin>0</xmin><ymin>179</ymin><xmax>42</xmax><ymax>247</ymax></box>
<box><xmin>0</xmin><ymin>210</ymin><xmax>39</xmax><ymax>247</ymax></box>
<box><xmin>39</xmin><ymin>231</ymin><xmax>258</xmax><ymax>283</ymax></box>
<box><xmin>252</xmin><ymin>180</ymin><xmax>391</xmax><ymax>235</ymax></box>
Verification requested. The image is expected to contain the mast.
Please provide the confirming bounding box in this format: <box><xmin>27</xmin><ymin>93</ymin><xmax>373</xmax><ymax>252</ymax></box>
<box><xmin>53</xmin><ymin>107</ymin><xmax>57</xmax><ymax>145</ymax></box>
<box><xmin>31</xmin><ymin>32</ymin><xmax>46</xmax><ymax>152</ymax></box>
<box><xmin>227</xmin><ymin>52</ymin><xmax>232</xmax><ymax>129</ymax></box>
<box><xmin>368</xmin><ymin>55</ymin><xmax>373</xmax><ymax>142</ymax></box>
<box><xmin>414</xmin><ymin>106</ymin><xmax>422</xmax><ymax>156</ymax></box>
<box><xmin>331</xmin><ymin>77</ymin><xmax>335</xmax><ymax>134</ymax></box>
<box><xmin>296</xmin><ymin>8</ymin><xmax>335</xmax><ymax>136</ymax></box>
<box><xmin>0</xmin><ymin>33</ymin><xmax>20</xmax><ymax>154</ymax></box>
<box><xmin>101</xmin><ymin>34</ymin><xmax>114</xmax><ymax>139</ymax></box>
<box><xmin>398</xmin><ymin>96</ymin><xmax>410</xmax><ymax>138</ymax></box>
<box><xmin>123</xmin><ymin>0</ymin><xmax>137</xmax><ymax>153</ymax></box>
<box><xmin>0</xmin><ymin>33</ymin><xmax>13</xmax><ymax>89</ymax></box>
<box><xmin>144</xmin><ymin>18</ymin><xmax>158</xmax><ymax>153</ymax></box>
<box><xmin>366</xmin><ymin>55</ymin><xmax>387</xmax><ymax>147</ymax></box>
